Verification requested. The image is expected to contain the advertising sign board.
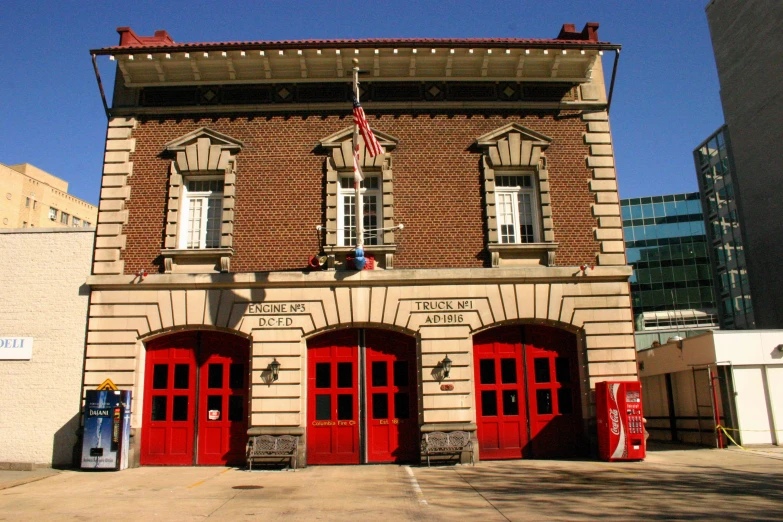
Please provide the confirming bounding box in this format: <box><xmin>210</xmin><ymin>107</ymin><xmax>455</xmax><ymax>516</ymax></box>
<box><xmin>0</xmin><ymin>337</ymin><xmax>33</xmax><ymax>360</ymax></box>
<box><xmin>81</xmin><ymin>389</ymin><xmax>132</xmax><ymax>470</ymax></box>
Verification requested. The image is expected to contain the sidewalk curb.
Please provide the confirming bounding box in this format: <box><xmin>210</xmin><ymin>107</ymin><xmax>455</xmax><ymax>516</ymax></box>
<box><xmin>0</xmin><ymin>470</ymin><xmax>61</xmax><ymax>491</ymax></box>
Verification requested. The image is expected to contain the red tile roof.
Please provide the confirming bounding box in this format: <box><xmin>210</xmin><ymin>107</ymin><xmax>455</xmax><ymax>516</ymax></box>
<box><xmin>92</xmin><ymin>23</ymin><xmax>620</xmax><ymax>54</ymax></box>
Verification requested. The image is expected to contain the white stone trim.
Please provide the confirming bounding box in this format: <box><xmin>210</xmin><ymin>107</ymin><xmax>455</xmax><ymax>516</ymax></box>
<box><xmin>161</xmin><ymin>128</ymin><xmax>243</xmax><ymax>273</ymax></box>
<box><xmin>84</xmin><ymin>277</ymin><xmax>636</xmax><ymax>432</ymax></box>
<box><xmin>584</xmin><ymin>110</ymin><xmax>625</xmax><ymax>267</ymax></box>
<box><xmin>476</xmin><ymin>124</ymin><xmax>555</xmax><ymax>266</ymax></box>
<box><xmin>319</xmin><ymin>127</ymin><xmax>399</xmax><ymax>268</ymax></box>
<box><xmin>93</xmin><ymin>117</ymin><xmax>136</xmax><ymax>275</ymax></box>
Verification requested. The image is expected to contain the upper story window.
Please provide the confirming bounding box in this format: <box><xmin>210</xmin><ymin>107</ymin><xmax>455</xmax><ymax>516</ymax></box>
<box><xmin>495</xmin><ymin>174</ymin><xmax>539</xmax><ymax>244</ymax></box>
<box><xmin>318</xmin><ymin>127</ymin><xmax>399</xmax><ymax>269</ymax></box>
<box><xmin>72</xmin><ymin>217</ymin><xmax>81</xmax><ymax>227</ymax></box>
<box><xmin>180</xmin><ymin>179</ymin><xmax>224</xmax><ymax>249</ymax></box>
<box><xmin>475</xmin><ymin>123</ymin><xmax>555</xmax><ymax>267</ymax></box>
<box><xmin>49</xmin><ymin>207</ymin><xmax>58</xmax><ymax>220</ymax></box>
<box><xmin>60</xmin><ymin>212</ymin><xmax>70</xmax><ymax>225</ymax></box>
<box><xmin>338</xmin><ymin>175</ymin><xmax>382</xmax><ymax>246</ymax></box>
<box><xmin>83</xmin><ymin>221</ymin><xmax>91</xmax><ymax>227</ymax></box>
<box><xmin>161</xmin><ymin>127</ymin><xmax>243</xmax><ymax>274</ymax></box>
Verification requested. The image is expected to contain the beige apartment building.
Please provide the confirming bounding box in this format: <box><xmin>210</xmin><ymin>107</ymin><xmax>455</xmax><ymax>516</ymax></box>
<box><xmin>0</xmin><ymin>162</ymin><xmax>97</xmax><ymax>229</ymax></box>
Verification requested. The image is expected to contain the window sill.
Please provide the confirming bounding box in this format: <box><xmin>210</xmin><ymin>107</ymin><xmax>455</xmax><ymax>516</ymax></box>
<box><xmin>488</xmin><ymin>242</ymin><xmax>558</xmax><ymax>268</ymax></box>
<box><xmin>322</xmin><ymin>245</ymin><xmax>397</xmax><ymax>270</ymax></box>
<box><xmin>323</xmin><ymin>245</ymin><xmax>397</xmax><ymax>254</ymax></box>
<box><xmin>161</xmin><ymin>248</ymin><xmax>234</xmax><ymax>274</ymax></box>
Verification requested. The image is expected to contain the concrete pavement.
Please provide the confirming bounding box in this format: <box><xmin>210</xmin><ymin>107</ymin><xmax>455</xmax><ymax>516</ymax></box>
<box><xmin>0</xmin><ymin>468</ymin><xmax>60</xmax><ymax>491</ymax></box>
<box><xmin>0</xmin><ymin>445</ymin><xmax>780</xmax><ymax>521</ymax></box>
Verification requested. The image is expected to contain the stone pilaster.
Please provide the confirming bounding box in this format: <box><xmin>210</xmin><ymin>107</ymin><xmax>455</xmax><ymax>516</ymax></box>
<box><xmin>93</xmin><ymin>117</ymin><xmax>135</xmax><ymax>275</ymax></box>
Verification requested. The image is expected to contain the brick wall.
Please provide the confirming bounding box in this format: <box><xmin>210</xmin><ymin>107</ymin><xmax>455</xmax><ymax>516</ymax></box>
<box><xmin>123</xmin><ymin>110</ymin><xmax>599</xmax><ymax>274</ymax></box>
<box><xmin>0</xmin><ymin>228</ymin><xmax>93</xmax><ymax>468</ymax></box>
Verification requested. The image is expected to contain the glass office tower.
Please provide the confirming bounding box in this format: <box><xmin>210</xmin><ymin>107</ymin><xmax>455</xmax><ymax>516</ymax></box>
<box><xmin>694</xmin><ymin>126</ymin><xmax>755</xmax><ymax>329</ymax></box>
<box><xmin>621</xmin><ymin>193</ymin><xmax>718</xmax><ymax>349</ymax></box>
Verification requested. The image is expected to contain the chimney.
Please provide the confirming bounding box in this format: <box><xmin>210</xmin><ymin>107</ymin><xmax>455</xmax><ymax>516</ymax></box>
<box><xmin>556</xmin><ymin>22</ymin><xmax>600</xmax><ymax>42</ymax></box>
<box><xmin>116</xmin><ymin>27</ymin><xmax>175</xmax><ymax>47</ymax></box>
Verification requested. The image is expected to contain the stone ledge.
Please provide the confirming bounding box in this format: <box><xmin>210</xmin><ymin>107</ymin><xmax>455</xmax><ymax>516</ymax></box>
<box><xmin>421</xmin><ymin>422</ymin><xmax>477</xmax><ymax>433</ymax></box>
<box><xmin>161</xmin><ymin>247</ymin><xmax>234</xmax><ymax>274</ymax></box>
<box><xmin>488</xmin><ymin>242</ymin><xmax>558</xmax><ymax>267</ymax></box>
<box><xmin>0</xmin><ymin>228</ymin><xmax>94</xmax><ymax>235</ymax></box>
<box><xmin>247</xmin><ymin>427</ymin><xmax>305</xmax><ymax>436</ymax></box>
<box><xmin>86</xmin><ymin>265</ymin><xmax>633</xmax><ymax>289</ymax></box>
<box><xmin>0</xmin><ymin>461</ymin><xmax>34</xmax><ymax>471</ymax></box>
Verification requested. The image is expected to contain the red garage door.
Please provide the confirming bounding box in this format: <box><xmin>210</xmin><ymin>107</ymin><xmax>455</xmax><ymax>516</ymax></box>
<box><xmin>474</xmin><ymin>327</ymin><xmax>529</xmax><ymax>459</ymax></box>
<box><xmin>474</xmin><ymin>325</ymin><xmax>583</xmax><ymax>460</ymax></box>
<box><xmin>306</xmin><ymin>330</ymin><xmax>361</xmax><ymax>465</ymax></box>
<box><xmin>141</xmin><ymin>331</ymin><xmax>249</xmax><ymax>466</ymax></box>
<box><xmin>365</xmin><ymin>330</ymin><xmax>418</xmax><ymax>463</ymax></box>
<box><xmin>306</xmin><ymin>329</ymin><xmax>419</xmax><ymax>465</ymax></box>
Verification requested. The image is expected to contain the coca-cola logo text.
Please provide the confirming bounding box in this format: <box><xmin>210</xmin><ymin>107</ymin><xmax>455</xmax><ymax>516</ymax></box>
<box><xmin>609</xmin><ymin>409</ymin><xmax>620</xmax><ymax>435</ymax></box>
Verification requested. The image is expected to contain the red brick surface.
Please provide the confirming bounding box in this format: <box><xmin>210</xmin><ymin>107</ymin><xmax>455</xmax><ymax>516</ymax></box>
<box><xmin>122</xmin><ymin>110</ymin><xmax>599</xmax><ymax>274</ymax></box>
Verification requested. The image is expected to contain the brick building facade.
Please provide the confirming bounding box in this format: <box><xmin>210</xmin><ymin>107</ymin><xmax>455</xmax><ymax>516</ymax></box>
<box><xmin>85</xmin><ymin>24</ymin><xmax>635</xmax><ymax>467</ymax></box>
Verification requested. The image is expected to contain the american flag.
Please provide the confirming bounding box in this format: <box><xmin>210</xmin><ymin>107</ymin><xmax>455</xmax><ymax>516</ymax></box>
<box><xmin>353</xmin><ymin>147</ymin><xmax>363</xmax><ymax>183</ymax></box>
<box><xmin>352</xmin><ymin>96</ymin><xmax>384</xmax><ymax>157</ymax></box>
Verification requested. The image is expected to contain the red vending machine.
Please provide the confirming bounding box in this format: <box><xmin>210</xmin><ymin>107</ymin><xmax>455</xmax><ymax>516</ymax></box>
<box><xmin>596</xmin><ymin>381</ymin><xmax>645</xmax><ymax>461</ymax></box>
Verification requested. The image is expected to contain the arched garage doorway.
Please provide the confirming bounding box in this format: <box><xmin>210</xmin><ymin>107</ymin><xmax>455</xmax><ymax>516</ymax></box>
<box><xmin>473</xmin><ymin>324</ymin><xmax>585</xmax><ymax>460</ymax></box>
<box><xmin>141</xmin><ymin>330</ymin><xmax>249</xmax><ymax>466</ymax></box>
<box><xmin>306</xmin><ymin>328</ymin><xmax>419</xmax><ymax>464</ymax></box>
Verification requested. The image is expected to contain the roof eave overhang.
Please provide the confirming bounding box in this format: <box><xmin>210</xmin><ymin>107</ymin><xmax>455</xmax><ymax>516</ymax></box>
<box><xmin>97</xmin><ymin>44</ymin><xmax>615</xmax><ymax>88</ymax></box>
<box><xmin>91</xmin><ymin>41</ymin><xmax>621</xmax><ymax>56</ymax></box>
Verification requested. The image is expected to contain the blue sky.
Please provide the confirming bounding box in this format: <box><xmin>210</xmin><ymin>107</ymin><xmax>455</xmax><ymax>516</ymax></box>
<box><xmin>1</xmin><ymin>0</ymin><xmax>721</xmax><ymax>205</ymax></box>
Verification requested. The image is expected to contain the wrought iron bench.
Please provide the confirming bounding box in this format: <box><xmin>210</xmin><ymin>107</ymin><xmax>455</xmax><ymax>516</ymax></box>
<box><xmin>246</xmin><ymin>434</ymin><xmax>298</xmax><ymax>470</ymax></box>
<box><xmin>420</xmin><ymin>431</ymin><xmax>475</xmax><ymax>467</ymax></box>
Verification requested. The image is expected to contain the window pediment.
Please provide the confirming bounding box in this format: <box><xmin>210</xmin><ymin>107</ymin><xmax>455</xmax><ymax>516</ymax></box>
<box><xmin>165</xmin><ymin>127</ymin><xmax>244</xmax><ymax>173</ymax></box>
<box><xmin>319</xmin><ymin>126</ymin><xmax>398</xmax><ymax>151</ymax></box>
<box><xmin>319</xmin><ymin>126</ymin><xmax>399</xmax><ymax>170</ymax></box>
<box><xmin>475</xmin><ymin>123</ymin><xmax>552</xmax><ymax>168</ymax></box>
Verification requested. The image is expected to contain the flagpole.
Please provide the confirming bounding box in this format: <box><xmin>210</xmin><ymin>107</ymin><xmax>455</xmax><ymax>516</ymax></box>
<box><xmin>352</xmin><ymin>58</ymin><xmax>364</xmax><ymax>251</ymax></box>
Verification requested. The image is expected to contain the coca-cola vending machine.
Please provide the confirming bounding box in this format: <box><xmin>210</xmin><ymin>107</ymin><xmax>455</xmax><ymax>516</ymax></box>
<box><xmin>596</xmin><ymin>381</ymin><xmax>645</xmax><ymax>461</ymax></box>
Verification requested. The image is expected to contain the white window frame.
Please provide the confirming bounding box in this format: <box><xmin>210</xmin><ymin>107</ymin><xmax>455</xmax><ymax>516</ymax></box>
<box><xmin>337</xmin><ymin>174</ymin><xmax>383</xmax><ymax>247</ymax></box>
<box><xmin>495</xmin><ymin>173</ymin><xmax>540</xmax><ymax>244</ymax></box>
<box><xmin>49</xmin><ymin>207</ymin><xmax>57</xmax><ymax>221</ymax></box>
<box><xmin>178</xmin><ymin>177</ymin><xmax>224</xmax><ymax>250</ymax></box>
<box><xmin>72</xmin><ymin>217</ymin><xmax>81</xmax><ymax>227</ymax></box>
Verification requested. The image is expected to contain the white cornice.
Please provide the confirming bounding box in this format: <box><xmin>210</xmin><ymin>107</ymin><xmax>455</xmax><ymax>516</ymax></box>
<box><xmin>109</xmin><ymin>48</ymin><xmax>603</xmax><ymax>88</ymax></box>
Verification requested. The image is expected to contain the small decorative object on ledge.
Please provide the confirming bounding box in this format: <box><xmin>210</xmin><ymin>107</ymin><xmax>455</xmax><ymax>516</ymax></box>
<box><xmin>352</xmin><ymin>246</ymin><xmax>367</xmax><ymax>270</ymax></box>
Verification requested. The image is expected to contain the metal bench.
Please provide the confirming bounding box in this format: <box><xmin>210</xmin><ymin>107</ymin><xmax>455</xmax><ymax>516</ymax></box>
<box><xmin>420</xmin><ymin>431</ymin><xmax>475</xmax><ymax>467</ymax></box>
<box><xmin>246</xmin><ymin>434</ymin><xmax>298</xmax><ymax>470</ymax></box>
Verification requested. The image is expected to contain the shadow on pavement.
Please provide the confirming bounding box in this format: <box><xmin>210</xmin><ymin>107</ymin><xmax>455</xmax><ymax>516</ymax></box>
<box><xmin>646</xmin><ymin>440</ymin><xmax>711</xmax><ymax>452</ymax></box>
<box><xmin>417</xmin><ymin>456</ymin><xmax>783</xmax><ymax>521</ymax></box>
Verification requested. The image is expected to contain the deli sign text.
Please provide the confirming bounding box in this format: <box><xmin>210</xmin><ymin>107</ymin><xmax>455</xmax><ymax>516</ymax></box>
<box><xmin>0</xmin><ymin>337</ymin><xmax>33</xmax><ymax>360</ymax></box>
